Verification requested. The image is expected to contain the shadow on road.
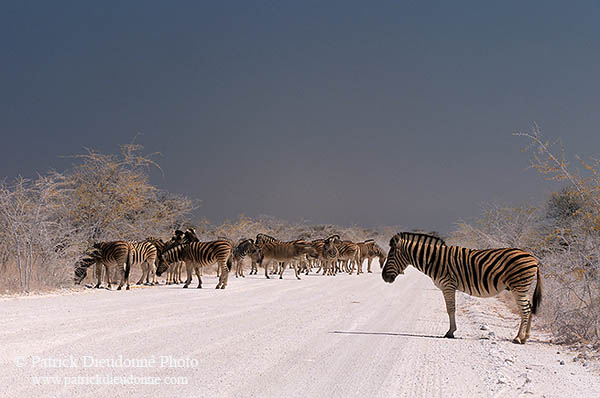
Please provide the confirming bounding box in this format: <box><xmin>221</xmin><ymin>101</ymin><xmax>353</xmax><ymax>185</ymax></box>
<box><xmin>330</xmin><ymin>330</ymin><xmax>471</xmax><ymax>340</ymax></box>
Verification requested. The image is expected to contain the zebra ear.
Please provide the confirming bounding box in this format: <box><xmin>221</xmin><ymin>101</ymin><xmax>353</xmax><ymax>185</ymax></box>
<box><xmin>390</xmin><ymin>234</ymin><xmax>401</xmax><ymax>249</ymax></box>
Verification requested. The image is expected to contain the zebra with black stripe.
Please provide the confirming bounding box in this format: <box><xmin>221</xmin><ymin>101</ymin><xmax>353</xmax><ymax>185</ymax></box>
<box><xmin>74</xmin><ymin>241</ymin><xmax>133</xmax><ymax>290</ymax></box>
<box><xmin>254</xmin><ymin>234</ymin><xmax>318</xmax><ymax>280</ymax></box>
<box><xmin>382</xmin><ymin>232</ymin><xmax>542</xmax><ymax>344</ymax></box>
<box><xmin>335</xmin><ymin>240</ymin><xmax>361</xmax><ymax>274</ymax></box>
<box><xmin>132</xmin><ymin>240</ymin><xmax>158</xmax><ymax>285</ymax></box>
<box><xmin>357</xmin><ymin>239</ymin><xmax>387</xmax><ymax>273</ymax></box>
<box><xmin>314</xmin><ymin>235</ymin><xmax>340</xmax><ymax>276</ymax></box>
<box><xmin>156</xmin><ymin>239</ymin><xmax>234</xmax><ymax>289</ymax></box>
<box><xmin>232</xmin><ymin>239</ymin><xmax>261</xmax><ymax>278</ymax></box>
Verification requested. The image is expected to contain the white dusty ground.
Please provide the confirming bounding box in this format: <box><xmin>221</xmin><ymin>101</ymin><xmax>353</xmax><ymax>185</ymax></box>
<box><xmin>1</xmin><ymin>268</ymin><xmax>599</xmax><ymax>398</ymax></box>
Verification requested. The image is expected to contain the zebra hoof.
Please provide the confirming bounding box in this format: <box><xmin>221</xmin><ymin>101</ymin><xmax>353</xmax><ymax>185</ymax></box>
<box><xmin>117</xmin><ymin>286</ymin><xmax>122</xmax><ymax>291</ymax></box>
<box><xmin>220</xmin><ymin>285</ymin><xmax>226</xmax><ymax>289</ymax></box>
<box><xmin>183</xmin><ymin>285</ymin><xmax>189</xmax><ymax>289</ymax></box>
<box><xmin>512</xmin><ymin>337</ymin><xmax>525</xmax><ymax>344</ymax></box>
<box><xmin>266</xmin><ymin>276</ymin><xmax>270</xmax><ymax>279</ymax></box>
<box><xmin>126</xmin><ymin>286</ymin><xmax>130</xmax><ymax>290</ymax></box>
<box><xmin>443</xmin><ymin>331</ymin><xmax>455</xmax><ymax>339</ymax></box>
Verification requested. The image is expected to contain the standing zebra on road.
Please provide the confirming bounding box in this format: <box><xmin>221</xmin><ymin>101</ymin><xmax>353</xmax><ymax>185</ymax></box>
<box><xmin>74</xmin><ymin>241</ymin><xmax>133</xmax><ymax>290</ymax></box>
<box><xmin>157</xmin><ymin>239</ymin><xmax>234</xmax><ymax>289</ymax></box>
<box><xmin>254</xmin><ymin>234</ymin><xmax>318</xmax><ymax>280</ymax></box>
<box><xmin>147</xmin><ymin>232</ymin><xmax>185</xmax><ymax>284</ymax></box>
<box><xmin>357</xmin><ymin>239</ymin><xmax>387</xmax><ymax>273</ymax></box>
<box><xmin>232</xmin><ymin>239</ymin><xmax>261</xmax><ymax>278</ymax></box>
<box><xmin>382</xmin><ymin>232</ymin><xmax>543</xmax><ymax>344</ymax></box>
<box><xmin>133</xmin><ymin>241</ymin><xmax>158</xmax><ymax>285</ymax></box>
<box><xmin>335</xmin><ymin>240</ymin><xmax>361</xmax><ymax>274</ymax></box>
<box><xmin>318</xmin><ymin>235</ymin><xmax>340</xmax><ymax>276</ymax></box>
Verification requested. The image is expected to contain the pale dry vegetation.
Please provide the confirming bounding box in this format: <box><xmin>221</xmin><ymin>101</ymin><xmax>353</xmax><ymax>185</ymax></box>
<box><xmin>450</xmin><ymin>125</ymin><xmax>600</xmax><ymax>346</ymax></box>
<box><xmin>0</xmin><ymin>144</ymin><xmax>194</xmax><ymax>293</ymax></box>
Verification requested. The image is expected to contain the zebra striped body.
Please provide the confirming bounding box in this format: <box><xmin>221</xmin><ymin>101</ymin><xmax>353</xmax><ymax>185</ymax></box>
<box><xmin>255</xmin><ymin>234</ymin><xmax>318</xmax><ymax>280</ymax></box>
<box><xmin>157</xmin><ymin>240</ymin><xmax>233</xmax><ymax>289</ymax></box>
<box><xmin>148</xmin><ymin>231</ymin><xmax>189</xmax><ymax>284</ymax></box>
<box><xmin>74</xmin><ymin>241</ymin><xmax>133</xmax><ymax>290</ymax></box>
<box><xmin>233</xmin><ymin>239</ymin><xmax>261</xmax><ymax>278</ymax></box>
<box><xmin>357</xmin><ymin>240</ymin><xmax>386</xmax><ymax>273</ymax></box>
<box><xmin>132</xmin><ymin>241</ymin><xmax>158</xmax><ymax>285</ymax></box>
<box><xmin>313</xmin><ymin>235</ymin><xmax>340</xmax><ymax>276</ymax></box>
<box><xmin>382</xmin><ymin>232</ymin><xmax>543</xmax><ymax>343</ymax></box>
<box><xmin>335</xmin><ymin>240</ymin><xmax>361</xmax><ymax>274</ymax></box>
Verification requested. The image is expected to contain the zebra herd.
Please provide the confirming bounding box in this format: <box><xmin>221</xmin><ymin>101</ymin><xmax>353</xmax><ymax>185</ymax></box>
<box><xmin>73</xmin><ymin>230</ymin><xmax>544</xmax><ymax>344</ymax></box>
<box><xmin>73</xmin><ymin>230</ymin><xmax>387</xmax><ymax>291</ymax></box>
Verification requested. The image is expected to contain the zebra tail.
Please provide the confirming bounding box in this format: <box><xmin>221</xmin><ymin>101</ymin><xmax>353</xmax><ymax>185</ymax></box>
<box><xmin>124</xmin><ymin>246</ymin><xmax>133</xmax><ymax>283</ymax></box>
<box><xmin>532</xmin><ymin>265</ymin><xmax>543</xmax><ymax>315</ymax></box>
<box><xmin>226</xmin><ymin>252</ymin><xmax>233</xmax><ymax>272</ymax></box>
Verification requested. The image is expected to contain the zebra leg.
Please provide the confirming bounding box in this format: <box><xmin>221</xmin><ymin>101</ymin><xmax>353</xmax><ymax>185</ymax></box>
<box><xmin>183</xmin><ymin>262</ymin><xmax>193</xmax><ymax>288</ymax></box>
<box><xmin>117</xmin><ymin>263</ymin><xmax>126</xmax><ymax>290</ymax></box>
<box><xmin>195</xmin><ymin>265</ymin><xmax>202</xmax><ymax>289</ymax></box>
<box><xmin>216</xmin><ymin>262</ymin><xmax>228</xmax><ymax>289</ymax></box>
<box><xmin>279</xmin><ymin>262</ymin><xmax>286</xmax><ymax>279</ymax></box>
<box><xmin>512</xmin><ymin>292</ymin><xmax>532</xmax><ymax>344</ymax></box>
<box><xmin>367</xmin><ymin>258</ymin><xmax>373</xmax><ymax>273</ymax></box>
<box><xmin>105</xmin><ymin>265</ymin><xmax>112</xmax><ymax>290</ymax></box>
<box><xmin>137</xmin><ymin>262</ymin><xmax>147</xmax><ymax>285</ymax></box>
<box><xmin>175</xmin><ymin>262</ymin><xmax>180</xmax><ymax>283</ymax></box>
<box><xmin>150</xmin><ymin>261</ymin><xmax>157</xmax><ymax>285</ymax></box>
<box><xmin>293</xmin><ymin>262</ymin><xmax>301</xmax><ymax>280</ymax></box>
<box><xmin>94</xmin><ymin>263</ymin><xmax>102</xmax><ymax>288</ymax></box>
<box><xmin>263</xmin><ymin>259</ymin><xmax>270</xmax><ymax>279</ymax></box>
<box><xmin>442</xmin><ymin>288</ymin><xmax>457</xmax><ymax>338</ymax></box>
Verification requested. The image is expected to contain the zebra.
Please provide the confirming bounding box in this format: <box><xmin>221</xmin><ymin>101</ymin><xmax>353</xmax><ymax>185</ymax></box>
<box><xmin>184</xmin><ymin>228</ymin><xmax>199</xmax><ymax>243</ymax></box>
<box><xmin>156</xmin><ymin>239</ymin><xmax>234</xmax><ymax>289</ymax></box>
<box><xmin>132</xmin><ymin>240</ymin><xmax>158</xmax><ymax>285</ymax></box>
<box><xmin>74</xmin><ymin>241</ymin><xmax>133</xmax><ymax>290</ymax></box>
<box><xmin>357</xmin><ymin>239</ymin><xmax>387</xmax><ymax>273</ymax></box>
<box><xmin>382</xmin><ymin>232</ymin><xmax>543</xmax><ymax>344</ymax></box>
<box><xmin>231</xmin><ymin>239</ymin><xmax>261</xmax><ymax>278</ymax></box>
<box><xmin>254</xmin><ymin>234</ymin><xmax>318</xmax><ymax>280</ymax></box>
<box><xmin>335</xmin><ymin>240</ymin><xmax>361</xmax><ymax>274</ymax></box>
<box><xmin>147</xmin><ymin>232</ymin><xmax>186</xmax><ymax>284</ymax></box>
<box><xmin>318</xmin><ymin>235</ymin><xmax>340</xmax><ymax>276</ymax></box>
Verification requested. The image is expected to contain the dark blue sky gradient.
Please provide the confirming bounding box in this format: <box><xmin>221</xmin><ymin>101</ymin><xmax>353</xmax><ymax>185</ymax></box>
<box><xmin>2</xmin><ymin>1</ymin><xmax>599</xmax><ymax>232</ymax></box>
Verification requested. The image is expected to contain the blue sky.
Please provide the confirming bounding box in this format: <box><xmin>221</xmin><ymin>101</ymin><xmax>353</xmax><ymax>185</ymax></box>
<box><xmin>2</xmin><ymin>1</ymin><xmax>599</xmax><ymax>232</ymax></box>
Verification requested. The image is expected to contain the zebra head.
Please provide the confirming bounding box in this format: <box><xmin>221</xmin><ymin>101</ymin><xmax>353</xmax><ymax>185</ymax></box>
<box><xmin>156</xmin><ymin>254</ymin><xmax>169</xmax><ymax>277</ymax></box>
<box><xmin>73</xmin><ymin>255</ymin><xmax>97</xmax><ymax>284</ymax></box>
<box><xmin>236</xmin><ymin>239</ymin><xmax>257</xmax><ymax>257</ymax></box>
<box><xmin>382</xmin><ymin>234</ymin><xmax>410</xmax><ymax>283</ymax></box>
<box><xmin>323</xmin><ymin>235</ymin><xmax>340</xmax><ymax>258</ymax></box>
<box><xmin>184</xmin><ymin>228</ymin><xmax>199</xmax><ymax>243</ymax></box>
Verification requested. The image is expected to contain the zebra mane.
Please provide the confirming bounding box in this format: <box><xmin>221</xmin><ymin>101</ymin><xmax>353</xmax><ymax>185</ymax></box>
<box><xmin>399</xmin><ymin>232</ymin><xmax>446</xmax><ymax>246</ymax></box>
<box><xmin>256</xmin><ymin>233</ymin><xmax>279</xmax><ymax>242</ymax></box>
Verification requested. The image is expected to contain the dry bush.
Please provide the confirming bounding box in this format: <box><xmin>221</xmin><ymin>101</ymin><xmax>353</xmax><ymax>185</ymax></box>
<box><xmin>0</xmin><ymin>144</ymin><xmax>195</xmax><ymax>293</ymax></box>
<box><xmin>197</xmin><ymin>214</ymin><xmax>399</xmax><ymax>250</ymax></box>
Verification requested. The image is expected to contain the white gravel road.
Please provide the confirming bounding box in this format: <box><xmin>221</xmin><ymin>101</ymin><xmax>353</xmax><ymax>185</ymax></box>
<box><xmin>1</xmin><ymin>268</ymin><xmax>599</xmax><ymax>397</ymax></box>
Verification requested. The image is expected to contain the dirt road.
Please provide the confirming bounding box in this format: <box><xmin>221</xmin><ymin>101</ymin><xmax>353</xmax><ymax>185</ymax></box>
<box><xmin>1</xmin><ymin>269</ymin><xmax>598</xmax><ymax>397</ymax></box>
